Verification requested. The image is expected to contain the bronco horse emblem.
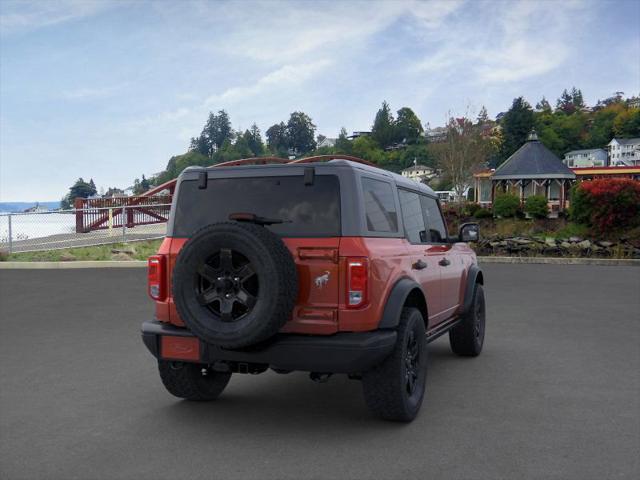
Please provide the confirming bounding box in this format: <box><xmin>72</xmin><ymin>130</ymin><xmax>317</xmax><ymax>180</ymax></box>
<box><xmin>314</xmin><ymin>271</ymin><xmax>331</xmax><ymax>288</ymax></box>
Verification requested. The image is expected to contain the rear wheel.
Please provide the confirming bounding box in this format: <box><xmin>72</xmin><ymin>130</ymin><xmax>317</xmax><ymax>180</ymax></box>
<box><xmin>362</xmin><ymin>308</ymin><xmax>427</xmax><ymax>422</ymax></box>
<box><xmin>158</xmin><ymin>360</ymin><xmax>231</xmax><ymax>401</ymax></box>
<box><xmin>449</xmin><ymin>284</ymin><xmax>485</xmax><ymax>356</ymax></box>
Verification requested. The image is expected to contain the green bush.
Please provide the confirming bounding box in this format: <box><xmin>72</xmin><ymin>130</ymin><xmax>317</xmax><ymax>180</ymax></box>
<box><xmin>463</xmin><ymin>202</ymin><xmax>482</xmax><ymax>217</ymax></box>
<box><xmin>493</xmin><ymin>193</ymin><xmax>521</xmax><ymax>218</ymax></box>
<box><xmin>474</xmin><ymin>208</ymin><xmax>493</xmax><ymax>219</ymax></box>
<box><xmin>524</xmin><ymin>195</ymin><xmax>549</xmax><ymax>219</ymax></box>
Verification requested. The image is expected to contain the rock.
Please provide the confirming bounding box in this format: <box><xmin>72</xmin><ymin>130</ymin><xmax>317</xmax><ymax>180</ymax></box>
<box><xmin>597</xmin><ymin>241</ymin><xmax>614</xmax><ymax>248</ymax></box>
<box><xmin>577</xmin><ymin>240</ymin><xmax>591</xmax><ymax>249</ymax></box>
<box><xmin>560</xmin><ymin>242</ymin><xmax>573</xmax><ymax>249</ymax></box>
<box><xmin>545</xmin><ymin>237</ymin><xmax>556</xmax><ymax>246</ymax></box>
<box><xmin>513</xmin><ymin>238</ymin><xmax>533</xmax><ymax>245</ymax></box>
<box><xmin>59</xmin><ymin>252</ymin><xmax>76</xmax><ymax>261</ymax></box>
<box><xmin>568</xmin><ymin>236</ymin><xmax>582</xmax><ymax>243</ymax></box>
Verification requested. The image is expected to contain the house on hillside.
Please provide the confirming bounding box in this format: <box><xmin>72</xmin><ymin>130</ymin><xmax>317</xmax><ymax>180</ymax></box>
<box><xmin>347</xmin><ymin>131</ymin><xmax>371</xmax><ymax>140</ymax></box>
<box><xmin>317</xmin><ymin>137</ymin><xmax>336</xmax><ymax>148</ymax></box>
<box><xmin>608</xmin><ymin>138</ymin><xmax>640</xmax><ymax>166</ymax></box>
<box><xmin>424</xmin><ymin>126</ymin><xmax>447</xmax><ymax>143</ymax></box>
<box><xmin>473</xmin><ymin>130</ymin><xmax>576</xmax><ymax>217</ymax></box>
<box><xmin>401</xmin><ymin>163</ymin><xmax>437</xmax><ymax>183</ymax></box>
<box><xmin>563</xmin><ymin>148</ymin><xmax>608</xmax><ymax>168</ymax></box>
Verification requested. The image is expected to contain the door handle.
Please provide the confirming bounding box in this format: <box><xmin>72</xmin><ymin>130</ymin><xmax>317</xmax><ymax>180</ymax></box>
<box><xmin>439</xmin><ymin>258</ymin><xmax>451</xmax><ymax>267</ymax></box>
<box><xmin>412</xmin><ymin>259</ymin><xmax>427</xmax><ymax>270</ymax></box>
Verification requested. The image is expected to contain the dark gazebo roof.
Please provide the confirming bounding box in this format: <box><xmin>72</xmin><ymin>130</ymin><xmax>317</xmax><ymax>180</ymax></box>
<box><xmin>493</xmin><ymin>131</ymin><xmax>576</xmax><ymax>180</ymax></box>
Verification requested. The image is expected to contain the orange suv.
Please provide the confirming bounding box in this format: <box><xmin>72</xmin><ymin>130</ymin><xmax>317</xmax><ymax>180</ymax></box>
<box><xmin>142</xmin><ymin>157</ymin><xmax>485</xmax><ymax>421</ymax></box>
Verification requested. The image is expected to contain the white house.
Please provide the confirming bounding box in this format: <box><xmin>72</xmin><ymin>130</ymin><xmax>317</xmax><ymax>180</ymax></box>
<box><xmin>608</xmin><ymin>138</ymin><xmax>640</xmax><ymax>166</ymax></box>
<box><xmin>317</xmin><ymin>137</ymin><xmax>336</xmax><ymax>148</ymax></box>
<box><xmin>563</xmin><ymin>148</ymin><xmax>608</xmax><ymax>168</ymax></box>
<box><xmin>401</xmin><ymin>163</ymin><xmax>437</xmax><ymax>183</ymax></box>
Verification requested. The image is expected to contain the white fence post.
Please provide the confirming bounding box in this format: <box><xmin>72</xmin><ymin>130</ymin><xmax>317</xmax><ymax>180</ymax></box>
<box><xmin>7</xmin><ymin>213</ymin><xmax>13</xmax><ymax>254</ymax></box>
<box><xmin>122</xmin><ymin>206</ymin><xmax>127</xmax><ymax>243</ymax></box>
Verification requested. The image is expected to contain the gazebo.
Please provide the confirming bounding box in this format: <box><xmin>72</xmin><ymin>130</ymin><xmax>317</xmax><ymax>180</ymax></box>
<box><xmin>474</xmin><ymin>131</ymin><xmax>576</xmax><ymax>217</ymax></box>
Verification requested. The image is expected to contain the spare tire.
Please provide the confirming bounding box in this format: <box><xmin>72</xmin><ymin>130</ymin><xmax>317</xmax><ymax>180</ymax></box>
<box><xmin>172</xmin><ymin>222</ymin><xmax>298</xmax><ymax>349</ymax></box>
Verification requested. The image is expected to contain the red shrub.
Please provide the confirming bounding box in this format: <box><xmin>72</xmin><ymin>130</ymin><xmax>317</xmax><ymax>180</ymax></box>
<box><xmin>571</xmin><ymin>179</ymin><xmax>640</xmax><ymax>234</ymax></box>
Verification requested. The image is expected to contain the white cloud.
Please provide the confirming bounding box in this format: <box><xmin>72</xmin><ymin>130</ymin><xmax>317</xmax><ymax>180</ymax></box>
<box><xmin>205</xmin><ymin>59</ymin><xmax>333</xmax><ymax>105</ymax></box>
<box><xmin>0</xmin><ymin>0</ymin><xmax>116</xmax><ymax>35</ymax></box>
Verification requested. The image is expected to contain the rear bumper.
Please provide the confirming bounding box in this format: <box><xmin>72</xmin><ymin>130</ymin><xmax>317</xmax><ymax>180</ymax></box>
<box><xmin>141</xmin><ymin>320</ymin><xmax>396</xmax><ymax>374</ymax></box>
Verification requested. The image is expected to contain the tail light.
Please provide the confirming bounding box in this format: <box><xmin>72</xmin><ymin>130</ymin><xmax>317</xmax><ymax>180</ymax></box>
<box><xmin>346</xmin><ymin>257</ymin><xmax>368</xmax><ymax>308</ymax></box>
<box><xmin>148</xmin><ymin>255</ymin><xmax>166</xmax><ymax>301</ymax></box>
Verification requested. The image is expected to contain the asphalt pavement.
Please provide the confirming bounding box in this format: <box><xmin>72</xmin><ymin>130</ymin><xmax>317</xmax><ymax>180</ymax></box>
<box><xmin>0</xmin><ymin>265</ymin><xmax>639</xmax><ymax>480</ymax></box>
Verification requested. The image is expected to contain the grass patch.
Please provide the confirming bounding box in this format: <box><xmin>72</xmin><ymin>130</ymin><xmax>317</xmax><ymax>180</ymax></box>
<box><xmin>2</xmin><ymin>239</ymin><xmax>162</xmax><ymax>262</ymax></box>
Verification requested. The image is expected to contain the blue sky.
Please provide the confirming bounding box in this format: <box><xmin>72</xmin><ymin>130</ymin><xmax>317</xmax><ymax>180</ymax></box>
<box><xmin>1</xmin><ymin>0</ymin><xmax>639</xmax><ymax>202</ymax></box>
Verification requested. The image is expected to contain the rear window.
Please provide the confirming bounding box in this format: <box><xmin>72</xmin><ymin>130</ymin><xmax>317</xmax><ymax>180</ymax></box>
<box><xmin>361</xmin><ymin>177</ymin><xmax>398</xmax><ymax>233</ymax></box>
<box><xmin>172</xmin><ymin>175</ymin><xmax>341</xmax><ymax>237</ymax></box>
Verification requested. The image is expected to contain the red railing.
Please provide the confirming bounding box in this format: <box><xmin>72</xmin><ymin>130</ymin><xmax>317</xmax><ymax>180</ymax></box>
<box><xmin>74</xmin><ymin>155</ymin><xmax>371</xmax><ymax>233</ymax></box>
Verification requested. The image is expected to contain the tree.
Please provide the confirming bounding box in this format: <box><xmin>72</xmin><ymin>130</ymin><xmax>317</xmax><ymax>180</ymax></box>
<box><xmin>351</xmin><ymin>135</ymin><xmax>385</xmax><ymax>164</ymax></box>
<box><xmin>62</xmin><ymin>178</ymin><xmax>98</xmax><ymax>208</ymax></box>
<box><xmin>499</xmin><ymin>97</ymin><xmax>535</xmax><ymax>163</ymax></box>
<box><xmin>266</xmin><ymin>122</ymin><xmax>289</xmax><ymax>155</ymax></box>
<box><xmin>524</xmin><ymin>195</ymin><xmax>549</xmax><ymax>219</ymax></box>
<box><xmin>394</xmin><ymin>107</ymin><xmax>423</xmax><ymax>144</ymax></box>
<box><xmin>477</xmin><ymin>106</ymin><xmax>490</xmax><ymax>124</ymax></box>
<box><xmin>613</xmin><ymin>109</ymin><xmax>640</xmax><ymax>137</ymax></box>
<box><xmin>200</xmin><ymin>110</ymin><xmax>233</xmax><ymax>155</ymax></box>
<box><xmin>335</xmin><ymin>127</ymin><xmax>352</xmax><ymax>154</ymax></box>
<box><xmin>436</xmin><ymin>115</ymin><xmax>491</xmax><ymax>200</ymax></box>
<box><xmin>286</xmin><ymin>111</ymin><xmax>316</xmax><ymax>155</ymax></box>
<box><xmin>243</xmin><ymin>124</ymin><xmax>265</xmax><ymax>156</ymax></box>
<box><xmin>535</xmin><ymin>97</ymin><xmax>552</xmax><ymax>113</ymax></box>
<box><xmin>556</xmin><ymin>89</ymin><xmax>575</xmax><ymax>114</ymax></box>
<box><xmin>571</xmin><ymin>87</ymin><xmax>585</xmax><ymax>111</ymax></box>
<box><xmin>371</xmin><ymin>101</ymin><xmax>395</xmax><ymax>148</ymax></box>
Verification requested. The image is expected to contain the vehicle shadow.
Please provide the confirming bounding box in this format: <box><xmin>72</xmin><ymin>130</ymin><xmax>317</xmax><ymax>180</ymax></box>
<box><xmin>143</xmin><ymin>340</ymin><xmax>470</xmax><ymax>435</ymax></box>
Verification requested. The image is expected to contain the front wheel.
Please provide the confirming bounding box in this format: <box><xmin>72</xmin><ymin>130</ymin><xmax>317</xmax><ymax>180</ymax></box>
<box><xmin>449</xmin><ymin>284</ymin><xmax>485</xmax><ymax>356</ymax></box>
<box><xmin>362</xmin><ymin>308</ymin><xmax>427</xmax><ymax>422</ymax></box>
<box><xmin>158</xmin><ymin>360</ymin><xmax>231</xmax><ymax>401</ymax></box>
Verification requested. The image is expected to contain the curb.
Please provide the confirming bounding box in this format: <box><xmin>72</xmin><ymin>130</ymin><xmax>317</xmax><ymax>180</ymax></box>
<box><xmin>0</xmin><ymin>261</ymin><xmax>147</xmax><ymax>269</ymax></box>
<box><xmin>1</xmin><ymin>257</ymin><xmax>639</xmax><ymax>269</ymax></box>
<box><xmin>477</xmin><ymin>256</ymin><xmax>640</xmax><ymax>266</ymax></box>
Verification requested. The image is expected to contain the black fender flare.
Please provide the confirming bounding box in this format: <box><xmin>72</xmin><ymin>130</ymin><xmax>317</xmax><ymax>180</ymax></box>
<box><xmin>378</xmin><ymin>278</ymin><xmax>427</xmax><ymax>329</ymax></box>
<box><xmin>461</xmin><ymin>264</ymin><xmax>484</xmax><ymax>315</ymax></box>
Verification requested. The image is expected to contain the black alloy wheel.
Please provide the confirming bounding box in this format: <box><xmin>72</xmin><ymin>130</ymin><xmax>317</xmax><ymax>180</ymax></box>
<box><xmin>196</xmin><ymin>248</ymin><xmax>259</xmax><ymax>322</ymax></box>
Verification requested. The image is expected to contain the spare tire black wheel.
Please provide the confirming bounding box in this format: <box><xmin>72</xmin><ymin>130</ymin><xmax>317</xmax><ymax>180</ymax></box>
<box><xmin>172</xmin><ymin>222</ymin><xmax>298</xmax><ymax>349</ymax></box>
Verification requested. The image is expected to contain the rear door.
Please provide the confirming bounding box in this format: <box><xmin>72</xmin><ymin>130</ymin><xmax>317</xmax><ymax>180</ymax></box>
<box><xmin>421</xmin><ymin>195</ymin><xmax>463</xmax><ymax>320</ymax></box>
<box><xmin>171</xmin><ymin>172</ymin><xmax>343</xmax><ymax>334</ymax></box>
<box><xmin>398</xmin><ymin>189</ymin><xmax>444</xmax><ymax>326</ymax></box>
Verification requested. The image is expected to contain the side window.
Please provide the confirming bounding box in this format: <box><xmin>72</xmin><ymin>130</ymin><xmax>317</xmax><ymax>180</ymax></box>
<box><xmin>361</xmin><ymin>178</ymin><xmax>398</xmax><ymax>233</ymax></box>
<box><xmin>420</xmin><ymin>196</ymin><xmax>448</xmax><ymax>243</ymax></box>
<box><xmin>399</xmin><ymin>190</ymin><xmax>427</xmax><ymax>243</ymax></box>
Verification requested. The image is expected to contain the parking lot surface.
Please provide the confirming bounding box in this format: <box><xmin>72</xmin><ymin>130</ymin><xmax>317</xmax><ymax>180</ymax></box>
<box><xmin>1</xmin><ymin>264</ymin><xmax>639</xmax><ymax>480</ymax></box>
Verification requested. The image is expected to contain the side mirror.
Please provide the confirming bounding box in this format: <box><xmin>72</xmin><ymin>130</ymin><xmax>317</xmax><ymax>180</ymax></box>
<box><xmin>459</xmin><ymin>223</ymin><xmax>479</xmax><ymax>243</ymax></box>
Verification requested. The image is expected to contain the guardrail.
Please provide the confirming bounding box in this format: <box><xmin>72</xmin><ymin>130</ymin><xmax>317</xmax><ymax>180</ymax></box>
<box><xmin>0</xmin><ymin>204</ymin><xmax>171</xmax><ymax>254</ymax></box>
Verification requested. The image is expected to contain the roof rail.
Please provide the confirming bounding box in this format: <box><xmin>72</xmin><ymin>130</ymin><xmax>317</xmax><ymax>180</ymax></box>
<box><xmin>137</xmin><ymin>155</ymin><xmax>375</xmax><ymax>197</ymax></box>
<box><xmin>288</xmin><ymin>154</ymin><xmax>375</xmax><ymax>167</ymax></box>
<box><xmin>212</xmin><ymin>157</ymin><xmax>289</xmax><ymax>168</ymax></box>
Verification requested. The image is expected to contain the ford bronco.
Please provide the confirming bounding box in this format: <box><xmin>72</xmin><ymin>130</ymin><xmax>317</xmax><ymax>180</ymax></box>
<box><xmin>142</xmin><ymin>156</ymin><xmax>485</xmax><ymax>422</ymax></box>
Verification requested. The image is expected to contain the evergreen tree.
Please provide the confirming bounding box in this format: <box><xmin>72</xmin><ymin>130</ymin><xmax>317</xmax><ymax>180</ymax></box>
<box><xmin>335</xmin><ymin>127</ymin><xmax>352</xmax><ymax>153</ymax></box>
<box><xmin>477</xmin><ymin>106</ymin><xmax>490</xmax><ymax>124</ymax></box>
<box><xmin>371</xmin><ymin>101</ymin><xmax>395</xmax><ymax>148</ymax></box>
<box><xmin>535</xmin><ymin>97</ymin><xmax>552</xmax><ymax>113</ymax></box>
<box><xmin>556</xmin><ymin>89</ymin><xmax>576</xmax><ymax>114</ymax></box>
<box><xmin>200</xmin><ymin>110</ymin><xmax>233</xmax><ymax>155</ymax></box>
<box><xmin>243</xmin><ymin>123</ymin><xmax>264</xmax><ymax>156</ymax></box>
<box><xmin>499</xmin><ymin>97</ymin><xmax>535</xmax><ymax>163</ymax></box>
<box><xmin>571</xmin><ymin>87</ymin><xmax>585</xmax><ymax>110</ymax></box>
